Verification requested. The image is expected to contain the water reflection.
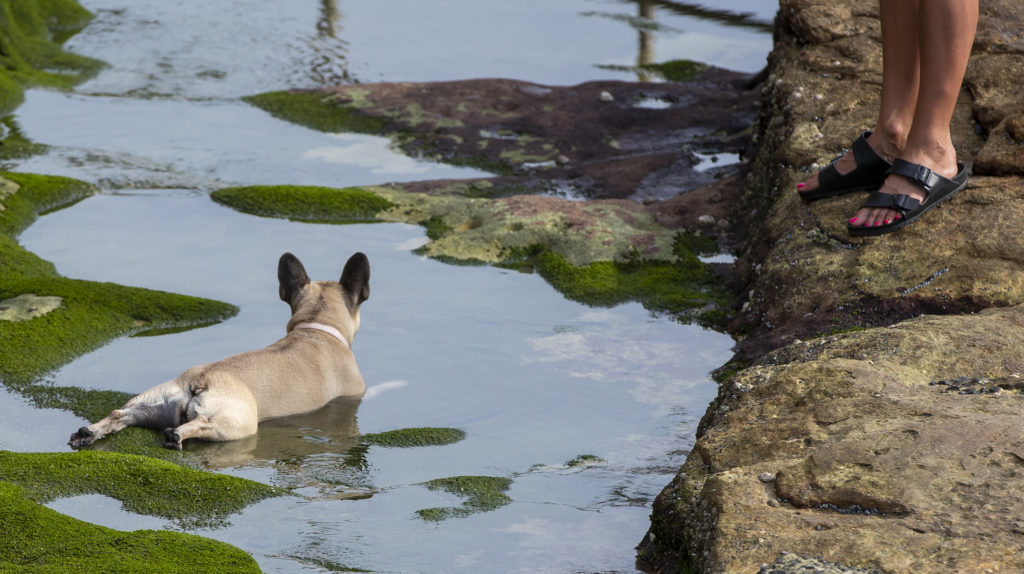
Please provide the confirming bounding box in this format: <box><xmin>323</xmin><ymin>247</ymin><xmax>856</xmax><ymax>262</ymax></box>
<box><xmin>190</xmin><ymin>395</ymin><xmax>372</xmax><ymax>497</ymax></box>
<box><xmin>317</xmin><ymin>0</ymin><xmax>341</xmax><ymax>39</ymax></box>
<box><xmin>638</xmin><ymin>0</ymin><xmax>655</xmax><ymax>81</ymax></box>
<box><xmin>308</xmin><ymin>0</ymin><xmax>353</xmax><ymax>86</ymax></box>
<box><xmin>593</xmin><ymin>0</ymin><xmax>774</xmax><ymax>81</ymax></box>
<box><xmin>637</xmin><ymin>0</ymin><xmax>774</xmax><ymax>32</ymax></box>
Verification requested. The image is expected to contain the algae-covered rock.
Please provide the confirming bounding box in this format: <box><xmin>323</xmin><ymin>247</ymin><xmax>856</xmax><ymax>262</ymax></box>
<box><xmin>0</xmin><ymin>0</ymin><xmax>103</xmax><ymax>125</ymax></box>
<box><xmin>0</xmin><ymin>173</ymin><xmax>238</xmax><ymax>389</ymax></box>
<box><xmin>0</xmin><ymin>450</ymin><xmax>283</xmax><ymax>529</ymax></box>
<box><xmin>360</xmin><ymin>427</ymin><xmax>466</xmax><ymax>448</ymax></box>
<box><xmin>0</xmin><ymin>169</ymin><xmax>274</xmax><ymax>566</ymax></box>
<box><xmin>212</xmin><ymin>184</ymin><xmax>730</xmax><ymax>319</ymax></box>
<box><xmin>0</xmin><ymin>481</ymin><xmax>262</xmax><ymax>573</ymax></box>
<box><xmin>212</xmin><ymin>185</ymin><xmax>394</xmax><ymax>222</ymax></box>
<box><xmin>416</xmin><ymin>475</ymin><xmax>513</xmax><ymax>521</ymax></box>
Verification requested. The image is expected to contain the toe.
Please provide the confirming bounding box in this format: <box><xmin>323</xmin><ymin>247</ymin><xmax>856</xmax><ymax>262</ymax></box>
<box><xmin>849</xmin><ymin>207</ymin><xmax>871</xmax><ymax>227</ymax></box>
<box><xmin>798</xmin><ymin>172</ymin><xmax>820</xmax><ymax>194</ymax></box>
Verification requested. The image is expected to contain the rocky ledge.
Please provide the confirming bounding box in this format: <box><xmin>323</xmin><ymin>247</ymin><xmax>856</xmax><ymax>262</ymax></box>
<box><xmin>638</xmin><ymin>0</ymin><xmax>1024</xmax><ymax>572</ymax></box>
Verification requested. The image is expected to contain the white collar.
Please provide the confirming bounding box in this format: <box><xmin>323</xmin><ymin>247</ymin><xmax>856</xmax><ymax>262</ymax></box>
<box><xmin>292</xmin><ymin>321</ymin><xmax>349</xmax><ymax>348</ymax></box>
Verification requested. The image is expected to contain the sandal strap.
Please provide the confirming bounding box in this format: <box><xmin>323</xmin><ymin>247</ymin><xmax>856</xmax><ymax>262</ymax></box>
<box><xmin>850</xmin><ymin>130</ymin><xmax>889</xmax><ymax>173</ymax></box>
<box><xmin>816</xmin><ymin>131</ymin><xmax>889</xmax><ymax>191</ymax></box>
<box><xmin>860</xmin><ymin>190</ymin><xmax>921</xmax><ymax>215</ymax></box>
<box><xmin>888</xmin><ymin>158</ymin><xmax>944</xmax><ymax>195</ymax></box>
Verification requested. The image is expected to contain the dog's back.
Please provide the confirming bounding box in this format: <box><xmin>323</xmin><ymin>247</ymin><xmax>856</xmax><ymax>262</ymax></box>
<box><xmin>68</xmin><ymin>252</ymin><xmax>370</xmax><ymax>450</ymax></box>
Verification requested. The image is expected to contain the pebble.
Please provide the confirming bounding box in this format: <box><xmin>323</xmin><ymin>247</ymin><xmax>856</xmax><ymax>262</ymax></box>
<box><xmin>757</xmin><ymin>553</ymin><xmax>882</xmax><ymax>574</ymax></box>
<box><xmin>698</xmin><ymin>214</ymin><xmax>716</xmax><ymax>225</ymax></box>
<box><xmin>598</xmin><ymin>91</ymin><xmax>614</xmax><ymax>102</ymax></box>
<box><xmin>555</xmin><ymin>154</ymin><xmax>570</xmax><ymax>165</ymax></box>
<box><xmin>759</xmin><ymin>472</ymin><xmax>776</xmax><ymax>483</ymax></box>
<box><xmin>767</xmin><ymin>499</ymin><xmax>781</xmax><ymax>508</ymax></box>
<box><xmin>929</xmin><ymin>376</ymin><xmax>1005</xmax><ymax>395</ymax></box>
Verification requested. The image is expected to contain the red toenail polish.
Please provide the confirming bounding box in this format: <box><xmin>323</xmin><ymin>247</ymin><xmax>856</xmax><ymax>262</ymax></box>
<box><xmin>884</xmin><ymin>219</ymin><xmax>890</xmax><ymax>225</ymax></box>
<box><xmin>849</xmin><ymin>217</ymin><xmax>858</xmax><ymax>224</ymax></box>
<box><xmin>797</xmin><ymin>183</ymin><xmax>805</xmax><ymax>189</ymax></box>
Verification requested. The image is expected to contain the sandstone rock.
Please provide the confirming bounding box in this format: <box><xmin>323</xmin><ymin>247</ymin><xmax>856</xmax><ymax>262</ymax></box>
<box><xmin>640</xmin><ymin>1</ymin><xmax>1024</xmax><ymax>572</ymax></box>
<box><xmin>641</xmin><ymin>308</ymin><xmax>1024</xmax><ymax>574</ymax></box>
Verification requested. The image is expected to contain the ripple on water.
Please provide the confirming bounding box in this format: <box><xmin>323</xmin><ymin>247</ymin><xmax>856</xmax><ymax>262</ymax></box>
<box><xmin>18</xmin><ymin>191</ymin><xmax>733</xmax><ymax>572</ymax></box>
<box><xmin>10</xmin><ymin>0</ymin><xmax>770</xmax><ymax>570</ymax></box>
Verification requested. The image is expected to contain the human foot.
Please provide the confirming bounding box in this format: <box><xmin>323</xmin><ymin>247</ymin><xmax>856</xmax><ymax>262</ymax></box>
<box><xmin>797</xmin><ymin>131</ymin><xmax>893</xmax><ymax>201</ymax></box>
<box><xmin>846</xmin><ymin>157</ymin><xmax>969</xmax><ymax>236</ymax></box>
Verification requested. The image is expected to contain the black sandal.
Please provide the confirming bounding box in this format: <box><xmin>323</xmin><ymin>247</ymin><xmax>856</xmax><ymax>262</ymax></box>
<box><xmin>800</xmin><ymin>130</ymin><xmax>891</xmax><ymax>202</ymax></box>
<box><xmin>847</xmin><ymin>159</ymin><xmax>970</xmax><ymax>237</ymax></box>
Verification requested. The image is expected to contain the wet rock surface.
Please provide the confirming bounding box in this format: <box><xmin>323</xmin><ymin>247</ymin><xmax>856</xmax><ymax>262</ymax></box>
<box><xmin>233</xmin><ymin>68</ymin><xmax>764</xmax><ymax>319</ymax></box>
<box><xmin>639</xmin><ymin>0</ymin><xmax>1024</xmax><ymax>573</ymax></box>
<box><xmin>261</xmin><ymin>69</ymin><xmax>759</xmax><ymax>203</ymax></box>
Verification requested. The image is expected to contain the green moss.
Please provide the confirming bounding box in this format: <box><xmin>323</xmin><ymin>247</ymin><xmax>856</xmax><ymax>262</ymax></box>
<box><xmin>0</xmin><ymin>274</ymin><xmax>238</xmax><ymax>388</ymax></box>
<box><xmin>0</xmin><ymin>172</ymin><xmax>95</xmax><ymax>238</ymax></box>
<box><xmin>208</xmin><ymin>184</ymin><xmax>732</xmax><ymax>317</ymax></box>
<box><xmin>20</xmin><ymin>384</ymin><xmax>132</xmax><ymax>423</ymax></box>
<box><xmin>242</xmin><ymin>91</ymin><xmax>389</xmax><ymax>135</ymax></box>
<box><xmin>533</xmin><ymin>248</ymin><xmax>726</xmax><ymax>315</ymax></box>
<box><xmin>244</xmin><ymin>90</ymin><xmax>516</xmax><ymax>176</ymax></box>
<box><xmin>416</xmin><ymin>475</ymin><xmax>513</xmax><ymax>521</ymax></box>
<box><xmin>0</xmin><ymin>0</ymin><xmax>104</xmax><ymax>115</ymax></box>
<box><xmin>0</xmin><ymin>451</ymin><xmax>284</xmax><ymax>529</ymax></box>
<box><xmin>0</xmin><ymin>117</ymin><xmax>48</xmax><ymax>164</ymax></box>
<box><xmin>420</xmin><ymin>216</ymin><xmax>454</xmax><ymax>241</ymax></box>
<box><xmin>360</xmin><ymin>427</ymin><xmax>466</xmax><ymax>448</ymax></box>
<box><xmin>0</xmin><ymin>170</ymin><xmax>266</xmax><ymax>570</ymax></box>
<box><xmin>0</xmin><ymin>481</ymin><xmax>262</xmax><ymax>573</ymax></box>
<box><xmin>0</xmin><ymin>173</ymin><xmax>238</xmax><ymax>445</ymax></box>
<box><xmin>212</xmin><ymin>185</ymin><xmax>394</xmax><ymax>223</ymax></box>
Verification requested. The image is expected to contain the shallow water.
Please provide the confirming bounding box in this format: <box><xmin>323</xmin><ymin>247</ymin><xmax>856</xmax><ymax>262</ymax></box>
<box><xmin>5</xmin><ymin>1</ymin><xmax>774</xmax><ymax>572</ymax></box>
<box><xmin>22</xmin><ymin>192</ymin><xmax>733</xmax><ymax>572</ymax></box>
<box><xmin>65</xmin><ymin>0</ymin><xmax>774</xmax><ymax>100</ymax></box>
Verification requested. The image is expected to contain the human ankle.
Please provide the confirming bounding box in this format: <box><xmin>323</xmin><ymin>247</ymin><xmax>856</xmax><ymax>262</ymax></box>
<box><xmin>870</xmin><ymin>125</ymin><xmax>908</xmax><ymax>162</ymax></box>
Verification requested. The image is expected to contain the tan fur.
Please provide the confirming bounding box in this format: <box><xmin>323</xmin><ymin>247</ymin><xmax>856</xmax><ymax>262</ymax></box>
<box><xmin>68</xmin><ymin>252</ymin><xmax>370</xmax><ymax>450</ymax></box>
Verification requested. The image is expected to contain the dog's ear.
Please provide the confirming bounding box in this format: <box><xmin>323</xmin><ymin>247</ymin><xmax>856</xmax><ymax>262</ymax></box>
<box><xmin>340</xmin><ymin>252</ymin><xmax>370</xmax><ymax>306</ymax></box>
<box><xmin>278</xmin><ymin>252</ymin><xmax>310</xmax><ymax>304</ymax></box>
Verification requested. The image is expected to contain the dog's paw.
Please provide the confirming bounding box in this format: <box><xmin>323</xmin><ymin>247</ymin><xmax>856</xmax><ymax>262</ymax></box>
<box><xmin>163</xmin><ymin>428</ymin><xmax>183</xmax><ymax>450</ymax></box>
<box><xmin>68</xmin><ymin>427</ymin><xmax>94</xmax><ymax>449</ymax></box>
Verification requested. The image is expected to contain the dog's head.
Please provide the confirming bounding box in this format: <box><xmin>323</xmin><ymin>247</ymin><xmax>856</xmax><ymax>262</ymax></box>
<box><xmin>278</xmin><ymin>252</ymin><xmax>370</xmax><ymax>343</ymax></box>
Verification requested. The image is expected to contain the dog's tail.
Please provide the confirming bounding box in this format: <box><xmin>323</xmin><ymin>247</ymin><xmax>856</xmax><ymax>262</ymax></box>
<box><xmin>363</xmin><ymin>380</ymin><xmax>408</xmax><ymax>400</ymax></box>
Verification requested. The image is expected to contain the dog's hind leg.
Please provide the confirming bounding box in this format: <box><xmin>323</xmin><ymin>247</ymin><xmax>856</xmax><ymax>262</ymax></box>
<box><xmin>163</xmin><ymin>413</ymin><xmax>258</xmax><ymax>450</ymax></box>
<box><xmin>68</xmin><ymin>380</ymin><xmax>188</xmax><ymax>449</ymax></box>
<box><xmin>163</xmin><ymin>391</ymin><xmax>258</xmax><ymax>450</ymax></box>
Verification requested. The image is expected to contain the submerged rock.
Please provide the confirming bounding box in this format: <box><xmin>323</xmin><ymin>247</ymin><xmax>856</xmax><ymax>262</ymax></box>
<box><xmin>244</xmin><ymin>69</ymin><xmax>759</xmax><ymax>202</ymax></box>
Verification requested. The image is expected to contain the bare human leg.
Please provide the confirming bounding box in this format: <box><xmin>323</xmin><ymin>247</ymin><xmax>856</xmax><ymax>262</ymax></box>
<box><xmin>798</xmin><ymin>0</ymin><xmax>919</xmax><ymax>197</ymax></box>
<box><xmin>850</xmin><ymin>0</ymin><xmax>978</xmax><ymax>229</ymax></box>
